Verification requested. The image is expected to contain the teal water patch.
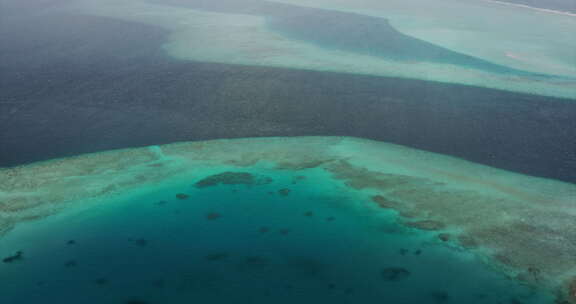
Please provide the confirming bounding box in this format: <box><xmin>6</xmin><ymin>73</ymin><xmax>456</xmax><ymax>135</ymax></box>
<box><xmin>0</xmin><ymin>167</ymin><xmax>553</xmax><ymax>303</ymax></box>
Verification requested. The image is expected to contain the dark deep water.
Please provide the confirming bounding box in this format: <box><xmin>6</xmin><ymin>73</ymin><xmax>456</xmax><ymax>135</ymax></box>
<box><xmin>1</xmin><ymin>9</ymin><xmax>575</xmax><ymax>183</ymax></box>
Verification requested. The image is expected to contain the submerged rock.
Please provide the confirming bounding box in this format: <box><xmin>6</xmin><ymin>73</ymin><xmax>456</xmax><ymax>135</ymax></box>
<box><xmin>2</xmin><ymin>251</ymin><xmax>23</xmax><ymax>263</ymax></box>
<box><xmin>278</xmin><ymin>188</ymin><xmax>291</xmax><ymax>196</ymax></box>
<box><xmin>380</xmin><ymin>267</ymin><xmax>411</xmax><ymax>282</ymax></box>
<box><xmin>371</xmin><ymin>195</ymin><xmax>398</xmax><ymax>209</ymax></box>
<box><xmin>438</xmin><ymin>233</ymin><xmax>451</xmax><ymax>242</ymax></box>
<box><xmin>195</xmin><ymin>172</ymin><xmax>272</xmax><ymax>188</ymax></box>
<box><xmin>133</xmin><ymin>239</ymin><xmax>149</xmax><ymax>247</ymax></box>
<box><xmin>175</xmin><ymin>193</ymin><xmax>189</xmax><ymax>200</ymax></box>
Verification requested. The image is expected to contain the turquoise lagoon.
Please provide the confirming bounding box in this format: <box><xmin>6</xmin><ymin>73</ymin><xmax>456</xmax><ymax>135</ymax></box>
<box><xmin>1</xmin><ymin>137</ymin><xmax>573</xmax><ymax>303</ymax></box>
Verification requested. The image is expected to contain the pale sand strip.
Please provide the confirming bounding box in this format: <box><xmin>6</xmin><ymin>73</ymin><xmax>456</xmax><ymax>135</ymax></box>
<box><xmin>67</xmin><ymin>0</ymin><xmax>576</xmax><ymax>99</ymax></box>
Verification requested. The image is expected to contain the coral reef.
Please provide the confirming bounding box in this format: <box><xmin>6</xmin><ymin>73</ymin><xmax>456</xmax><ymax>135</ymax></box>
<box><xmin>195</xmin><ymin>172</ymin><xmax>272</xmax><ymax>188</ymax></box>
<box><xmin>1</xmin><ymin>136</ymin><xmax>574</xmax><ymax>301</ymax></box>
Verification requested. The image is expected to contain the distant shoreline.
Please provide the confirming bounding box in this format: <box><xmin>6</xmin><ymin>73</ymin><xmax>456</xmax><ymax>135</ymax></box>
<box><xmin>483</xmin><ymin>0</ymin><xmax>576</xmax><ymax>17</ymax></box>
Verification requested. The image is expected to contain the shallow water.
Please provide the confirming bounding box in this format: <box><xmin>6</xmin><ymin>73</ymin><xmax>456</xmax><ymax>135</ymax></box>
<box><xmin>149</xmin><ymin>0</ymin><xmax>549</xmax><ymax>76</ymax></box>
<box><xmin>0</xmin><ymin>167</ymin><xmax>553</xmax><ymax>303</ymax></box>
